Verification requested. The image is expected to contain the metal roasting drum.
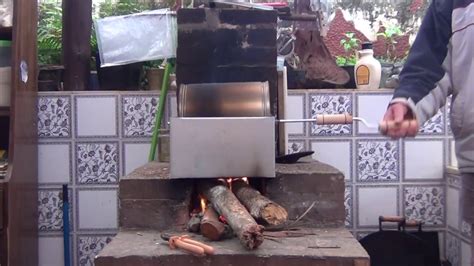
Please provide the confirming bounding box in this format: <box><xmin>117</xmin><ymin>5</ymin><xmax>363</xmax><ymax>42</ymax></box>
<box><xmin>178</xmin><ymin>82</ymin><xmax>271</xmax><ymax>117</ymax></box>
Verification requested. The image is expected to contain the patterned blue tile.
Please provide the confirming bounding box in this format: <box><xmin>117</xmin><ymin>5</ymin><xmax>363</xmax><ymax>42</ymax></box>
<box><xmin>77</xmin><ymin>235</ymin><xmax>114</xmax><ymax>266</ymax></box>
<box><xmin>461</xmin><ymin>220</ymin><xmax>472</xmax><ymax>241</ymax></box>
<box><xmin>345</xmin><ymin>186</ymin><xmax>353</xmax><ymax>227</ymax></box>
<box><xmin>404</xmin><ymin>186</ymin><xmax>445</xmax><ymax>226</ymax></box>
<box><xmin>76</xmin><ymin>142</ymin><xmax>119</xmax><ymax>184</ymax></box>
<box><xmin>38</xmin><ymin>96</ymin><xmax>71</xmax><ymax>138</ymax></box>
<box><xmin>446</xmin><ymin>232</ymin><xmax>461</xmax><ymax>266</ymax></box>
<box><xmin>419</xmin><ymin>108</ymin><xmax>444</xmax><ymax>135</ymax></box>
<box><xmin>38</xmin><ymin>189</ymin><xmax>73</xmax><ymax>231</ymax></box>
<box><xmin>287</xmin><ymin>140</ymin><xmax>305</xmax><ymax>154</ymax></box>
<box><xmin>310</xmin><ymin>94</ymin><xmax>352</xmax><ymax>136</ymax></box>
<box><xmin>122</xmin><ymin>95</ymin><xmax>159</xmax><ymax>137</ymax></box>
<box><xmin>356</xmin><ymin>140</ymin><xmax>399</xmax><ymax>182</ymax></box>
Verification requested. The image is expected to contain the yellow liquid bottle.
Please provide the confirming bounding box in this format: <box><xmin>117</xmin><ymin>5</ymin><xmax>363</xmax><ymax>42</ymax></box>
<box><xmin>355</xmin><ymin>42</ymin><xmax>381</xmax><ymax>90</ymax></box>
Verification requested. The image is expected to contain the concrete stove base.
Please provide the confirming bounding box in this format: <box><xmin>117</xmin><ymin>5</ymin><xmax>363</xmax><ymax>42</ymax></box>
<box><xmin>95</xmin><ymin>228</ymin><xmax>369</xmax><ymax>266</ymax></box>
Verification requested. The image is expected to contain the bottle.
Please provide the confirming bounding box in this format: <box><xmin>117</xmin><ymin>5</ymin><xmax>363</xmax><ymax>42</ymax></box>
<box><xmin>355</xmin><ymin>42</ymin><xmax>381</xmax><ymax>90</ymax></box>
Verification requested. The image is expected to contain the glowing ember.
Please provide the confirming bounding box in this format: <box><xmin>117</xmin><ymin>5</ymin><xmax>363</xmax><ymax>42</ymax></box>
<box><xmin>200</xmin><ymin>197</ymin><xmax>207</xmax><ymax>213</ymax></box>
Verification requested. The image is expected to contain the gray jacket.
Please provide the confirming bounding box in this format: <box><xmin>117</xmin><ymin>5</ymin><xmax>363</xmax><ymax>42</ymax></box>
<box><xmin>392</xmin><ymin>0</ymin><xmax>474</xmax><ymax>173</ymax></box>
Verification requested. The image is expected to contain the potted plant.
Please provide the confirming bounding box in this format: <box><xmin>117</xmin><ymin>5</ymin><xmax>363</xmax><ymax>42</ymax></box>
<box><xmin>143</xmin><ymin>60</ymin><xmax>165</xmax><ymax>90</ymax></box>
<box><xmin>37</xmin><ymin>2</ymin><xmax>64</xmax><ymax>91</ymax></box>
<box><xmin>376</xmin><ymin>25</ymin><xmax>406</xmax><ymax>88</ymax></box>
<box><xmin>335</xmin><ymin>32</ymin><xmax>360</xmax><ymax>88</ymax></box>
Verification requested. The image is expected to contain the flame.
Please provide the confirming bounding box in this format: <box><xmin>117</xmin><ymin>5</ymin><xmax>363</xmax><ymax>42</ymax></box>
<box><xmin>200</xmin><ymin>197</ymin><xmax>207</xmax><ymax>213</ymax></box>
<box><xmin>226</xmin><ymin>178</ymin><xmax>233</xmax><ymax>190</ymax></box>
<box><xmin>242</xmin><ymin>177</ymin><xmax>249</xmax><ymax>184</ymax></box>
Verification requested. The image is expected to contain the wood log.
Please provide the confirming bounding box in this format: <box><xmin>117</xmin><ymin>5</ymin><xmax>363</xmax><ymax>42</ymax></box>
<box><xmin>200</xmin><ymin>207</ymin><xmax>225</xmax><ymax>241</ymax></box>
<box><xmin>199</xmin><ymin>181</ymin><xmax>264</xmax><ymax>250</ymax></box>
<box><xmin>232</xmin><ymin>179</ymin><xmax>288</xmax><ymax>226</ymax></box>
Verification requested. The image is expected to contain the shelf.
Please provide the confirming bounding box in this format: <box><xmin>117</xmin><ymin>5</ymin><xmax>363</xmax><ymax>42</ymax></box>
<box><xmin>0</xmin><ymin>107</ymin><xmax>8</xmax><ymax>117</ymax></box>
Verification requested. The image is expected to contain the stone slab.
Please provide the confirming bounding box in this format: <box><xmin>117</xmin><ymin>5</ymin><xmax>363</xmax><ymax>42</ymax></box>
<box><xmin>95</xmin><ymin>228</ymin><xmax>369</xmax><ymax>266</ymax></box>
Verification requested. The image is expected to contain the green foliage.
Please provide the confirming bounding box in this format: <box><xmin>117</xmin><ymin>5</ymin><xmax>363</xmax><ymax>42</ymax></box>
<box><xmin>37</xmin><ymin>3</ymin><xmax>62</xmax><ymax>66</ymax></box>
<box><xmin>336</xmin><ymin>32</ymin><xmax>360</xmax><ymax>66</ymax></box>
<box><xmin>377</xmin><ymin>25</ymin><xmax>404</xmax><ymax>63</ymax></box>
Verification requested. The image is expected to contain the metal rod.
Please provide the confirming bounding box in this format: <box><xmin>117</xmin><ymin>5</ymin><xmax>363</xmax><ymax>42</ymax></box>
<box><xmin>277</xmin><ymin>118</ymin><xmax>317</xmax><ymax>123</ymax></box>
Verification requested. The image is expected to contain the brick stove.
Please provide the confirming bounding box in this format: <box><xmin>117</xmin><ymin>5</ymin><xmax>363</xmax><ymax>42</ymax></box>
<box><xmin>95</xmin><ymin>6</ymin><xmax>369</xmax><ymax>266</ymax></box>
<box><xmin>95</xmin><ymin>160</ymin><xmax>369</xmax><ymax>266</ymax></box>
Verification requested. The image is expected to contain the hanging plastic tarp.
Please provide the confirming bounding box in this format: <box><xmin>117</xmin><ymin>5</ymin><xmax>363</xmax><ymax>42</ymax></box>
<box><xmin>95</xmin><ymin>8</ymin><xmax>177</xmax><ymax>67</ymax></box>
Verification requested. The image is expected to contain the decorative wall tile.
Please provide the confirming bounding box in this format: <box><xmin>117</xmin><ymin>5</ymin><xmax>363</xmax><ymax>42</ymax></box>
<box><xmin>419</xmin><ymin>108</ymin><xmax>445</xmax><ymax>135</ymax></box>
<box><xmin>76</xmin><ymin>142</ymin><xmax>119</xmax><ymax>184</ymax></box>
<box><xmin>461</xmin><ymin>220</ymin><xmax>472</xmax><ymax>241</ymax></box>
<box><xmin>311</xmin><ymin>140</ymin><xmax>352</xmax><ymax>181</ymax></box>
<box><xmin>123</xmin><ymin>142</ymin><xmax>151</xmax><ymax>175</ymax></box>
<box><xmin>447</xmin><ymin>187</ymin><xmax>460</xmax><ymax>231</ymax></box>
<box><xmin>356</xmin><ymin>140</ymin><xmax>399</xmax><ymax>182</ymax></box>
<box><xmin>38</xmin><ymin>96</ymin><xmax>71</xmax><ymax>138</ymax></box>
<box><xmin>38</xmin><ymin>143</ymin><xmax>72</xmax><ymax>185</ymax></box>
<box><xmin>122</xmin><ymin>95</ymin><xmax>159</xmax><ymax>137</ymax></box>
<box><xmin>310</xmin><ymin>93</ymin><xmax>352</xmax><ymax>136</ymax></box>
<box><xmin>447</xmin><ymin>173</ymin><xmax>462</xmax><ymax>188</ymax></box>
<box><xmin>356</xmin><ymin>93</ymin><xmax>392</xmax><ymax>135</ymax></box>
<box><xmin>287</xmin><ymin>139</ymin><xmax>305</xmax><ymax>154</ymax></box>
<box><xmin>38</xmin><ymin>189</ymin><xmax>72</xmax><ymax>231</ymax></box>
<box><xmin>345</xmin><ymin>186</ymin><xmax>353</xmax><ymax>227</ymax></box>
<box><xmin>77</xmin><ymin>235</ymin><xmax>114</xmax><ymax>266</ymax></box>
<box><xmin>357</xmin><ymin>186</ymin><xmax>399</xmax><ymax>227</ymax></box>
<box><xmin>77</xmin><ymin>189</ymin><xmax>118</xmax><ymax>230</ymax></box>
<box><xmin>404</xmin><ymin>186</ymin><xmax>445</xmax><ymax>226</ymax></box>
<box><xmin>286</xmin><ymin>93</ymin><xmax>306</xmax><ymax>136</ymax></box>
<box><xmin>403</xmin><ymin>140</ymin><xmax>444</xmax><ymax>181</ymax></box>
<box><xmin>75</xmin><ymin>96</ymin><xmax>118</xmax><ymax>137</ymax></box>
<box><xmin>446</xmin><ymin>232</ymin><xmax>461</xmax><ymax>266</ymax></box>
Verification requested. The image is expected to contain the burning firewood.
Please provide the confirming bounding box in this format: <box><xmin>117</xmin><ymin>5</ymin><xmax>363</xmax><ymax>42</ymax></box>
<box><xmin>200</xmin><ymin>206</ymin><xmax>226</xmax><ymax>241</ymax></box>
<box><xmin>232</xmin><ymin>179</ymin><xmax>288</xmax><ymax>226</ymax></box>
<box><xmin>199</xmin><ymin>180</ymin><xmax>264</xmax><ymax>250</ymax></box>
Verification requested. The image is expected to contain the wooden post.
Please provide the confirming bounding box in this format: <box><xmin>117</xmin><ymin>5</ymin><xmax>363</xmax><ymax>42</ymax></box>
<box><xmin>62</xmin><ymin>0</ymin><xmax>92</xmax><ymax>91</ymax></box>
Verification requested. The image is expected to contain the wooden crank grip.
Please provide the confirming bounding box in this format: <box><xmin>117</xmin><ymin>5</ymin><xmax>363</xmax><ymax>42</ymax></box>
<box><xmin>180</xmin><ymin>237</ymin><xmax>215</xmax><ymax>255</ymax></box>
<box><xmin>379</xmin><ymin>120</ymin><xmax>419</xmax><ymax>134</ymax></box>
<box><xmin>379</xmin><ymin>215</ymin><xmax>405</xmax><ymax>223</ymax></box>
<box><xmin>316</xmin><ymin>114</ymin><xmax>353</xmax><ymax>125</ymax></box>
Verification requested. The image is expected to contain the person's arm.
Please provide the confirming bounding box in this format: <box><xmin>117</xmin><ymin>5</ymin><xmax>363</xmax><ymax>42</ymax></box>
<box><xmin>383</xmin><ymin>0</ymin><xmax>453</xmax><ymax>138</ymax></box>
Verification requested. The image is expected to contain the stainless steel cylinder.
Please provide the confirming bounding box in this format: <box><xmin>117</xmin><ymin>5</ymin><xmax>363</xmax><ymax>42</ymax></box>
<box><xmin>178</xmin><ymin>82</ymin><xmax>271</xmax><ymax>117</ymax></box>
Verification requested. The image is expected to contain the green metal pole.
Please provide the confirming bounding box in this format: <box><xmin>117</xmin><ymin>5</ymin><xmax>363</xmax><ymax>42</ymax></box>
<box><xmin>148</xmin><ymin>62</ymin><xmax>172</xmax><ymax>162</ymax></box>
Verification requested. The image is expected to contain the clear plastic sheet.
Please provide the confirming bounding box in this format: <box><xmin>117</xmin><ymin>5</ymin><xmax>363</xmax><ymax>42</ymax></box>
<box><xmin>95</xmin><ymin>9</ymin><xmax>177</xmax><ymax>67</ymax></box>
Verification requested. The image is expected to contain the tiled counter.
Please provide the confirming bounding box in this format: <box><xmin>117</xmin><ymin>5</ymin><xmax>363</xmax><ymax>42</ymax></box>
<box><xmin>37</xmin><ymin>88</ymin><xmax>461</xmax><ymax>265</ymax></box>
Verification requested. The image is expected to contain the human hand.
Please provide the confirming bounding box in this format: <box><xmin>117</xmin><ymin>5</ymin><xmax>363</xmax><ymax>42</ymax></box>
<box><xmin>381</xmin><ymin>102</ymin><xmax>419</xmax><ymax>139</ymax></box>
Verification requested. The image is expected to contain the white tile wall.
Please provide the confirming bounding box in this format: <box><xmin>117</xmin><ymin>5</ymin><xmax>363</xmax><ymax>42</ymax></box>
<box><xmin>447</xmin><ymin>187</ymin><xmax>461</xmax><ymax>230</ymax></box>
<box><xmin>123</xmin><ymin>142</ymin><xmax>151</xmax><ymax>175</ymax></box>
<box><xmin>38</xmin><ymin>143</ymin><xmax>71</xmax><ymax>184</ymax></box>
<box><xmin>311</xmin><ymin>140</ymin><xmax>352</xmax><ymax>181</ymax></box>
<box><xmin>75</xmin><ymin>96</ymin><xmax>117</xmax><ymax>137</ymax></box>
<box><xmin>357</xmin><ymin>186</ymin><xmax>399</xmax><ymax>227</ymax></box>
<box><xmin>77</xmin><ymin>189</ymin><xmax>118</xmax><ymax>230</ymax></box>
<box><xmin>450</xmin><ymin>139</ymin><xmax>458</xmax><ymax>167</ymax></box>
<box><xmin>38</xmin><ymin>236</ymin><xmax>65</xmax><ymax>266</ymax></box>
<box><xmin>286</xmin><ymin>94</ymin><xmax>305</xmax><ymax>135</ymax></box>
<box><xmin>356</xmin><ymin>94</ymin><xmax>392</xmax><ymax>135</ymax></box>
<box><xmin>461</xmin><ymin>240</ymin><xmax>472</xmax><ymax>266</ymax></box>
<box><xmin>404</xmin><ymin>140</ymin><xmax>444</xmax><ymax>180</ymax></box>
